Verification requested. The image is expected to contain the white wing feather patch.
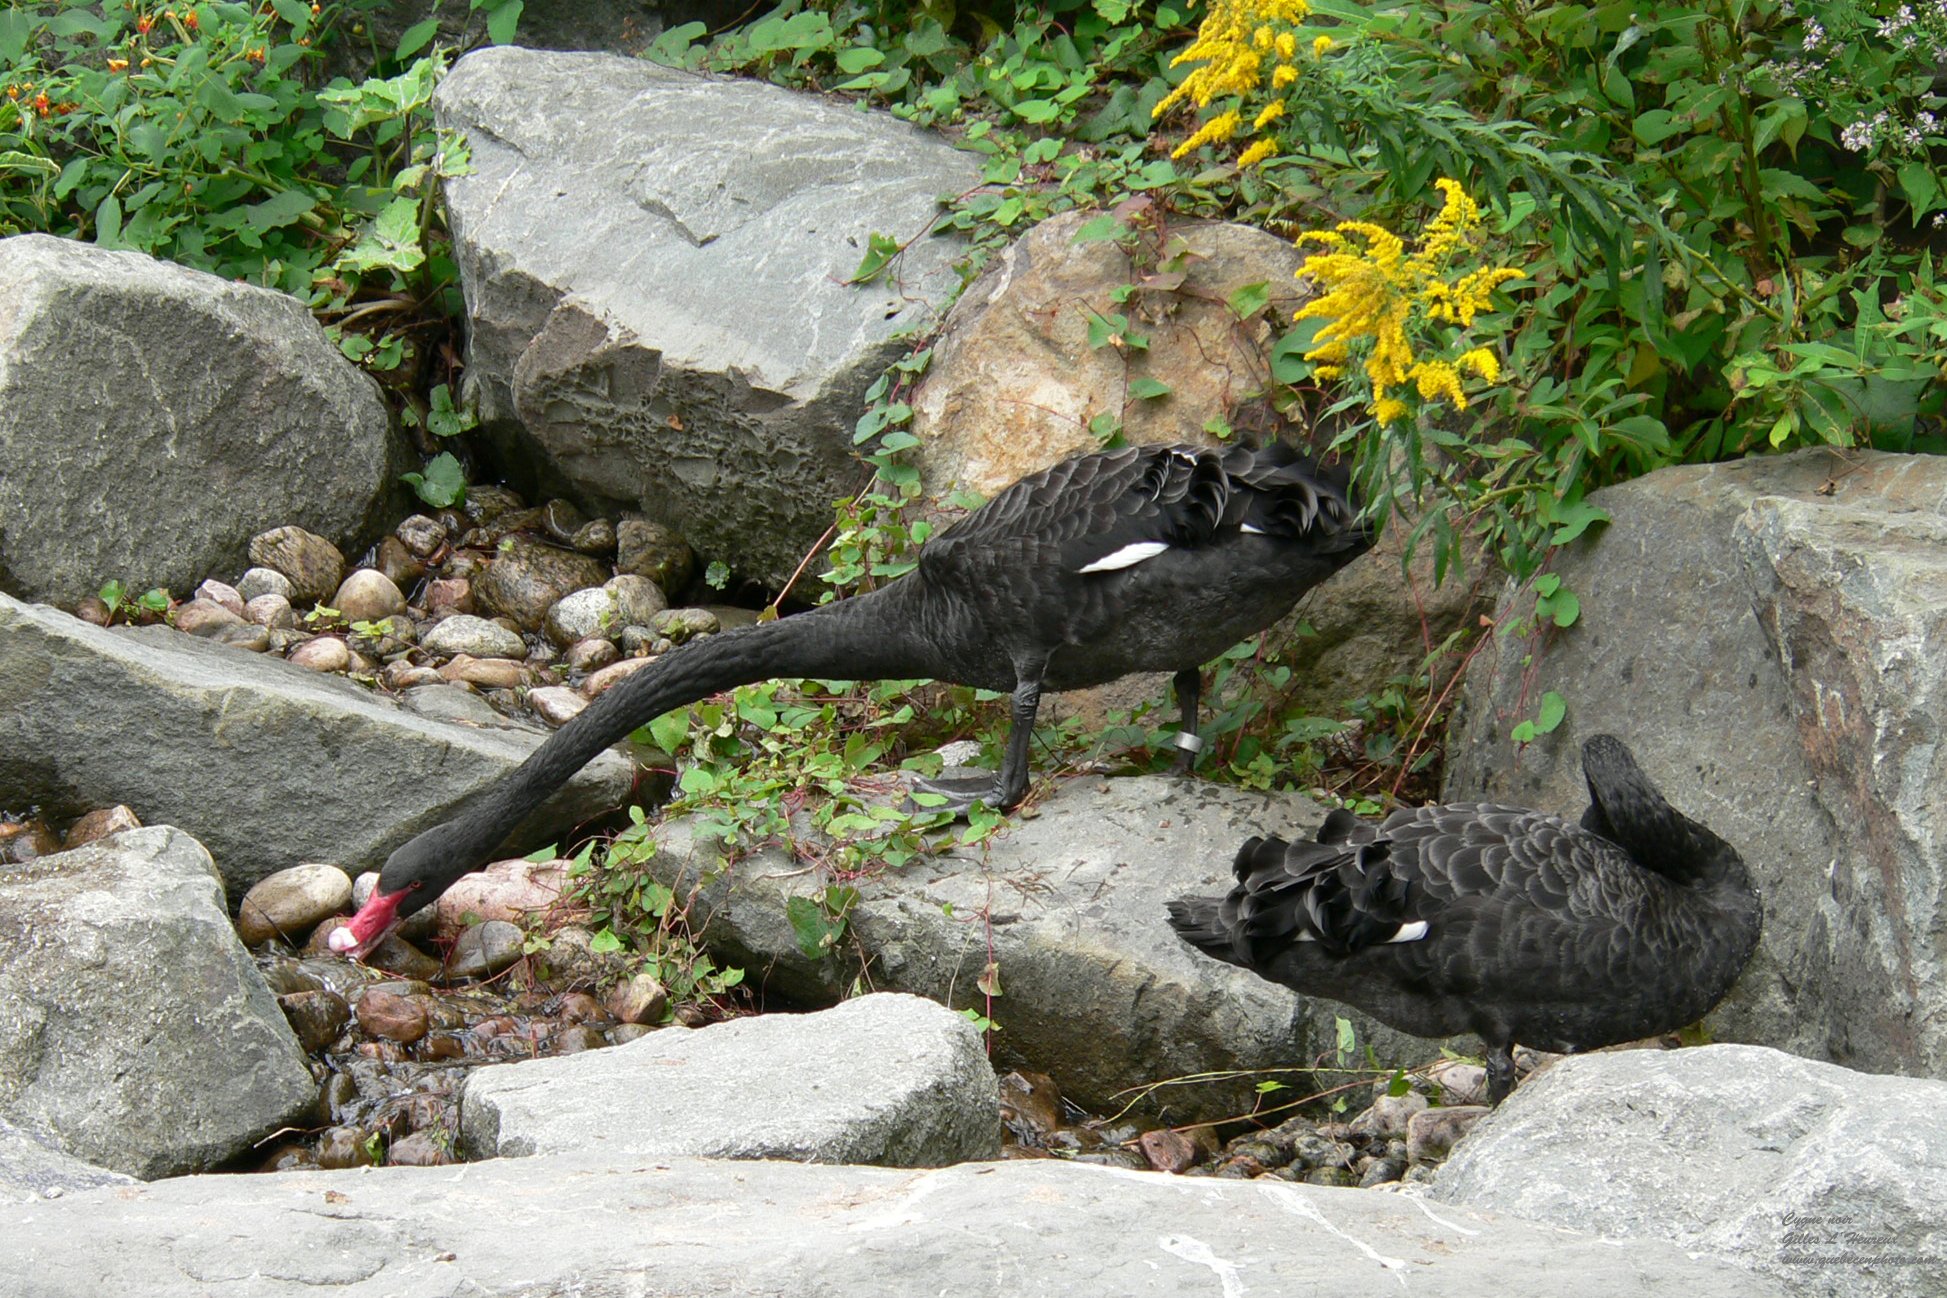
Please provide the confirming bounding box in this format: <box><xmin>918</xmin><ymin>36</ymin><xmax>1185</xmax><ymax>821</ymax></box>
<box><xmin>1239</xmin><ymin>522</ymin><xmax>1267</xmax><ymax>535</ymax></box>
<box><xmin>1077</xmin><ymin>541</ymin><xmax>1169</xmax><ymax>573</ymax></box>
<box><xmin>1293</xmin><ymin>920</ymin><xmax>1428</xmax><ymax>945</ymax></box>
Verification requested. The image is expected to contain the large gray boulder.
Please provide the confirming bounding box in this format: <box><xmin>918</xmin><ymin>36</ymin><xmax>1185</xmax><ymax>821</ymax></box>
<box><xmin>647</xmin><ymin>774</ymin><xmax>1443</xmax><ymax>1122</ymax></box>
<box><xmin>0</xmin><ymin>1118</ymin><xmax>135</xmax><ymax>1204</ymax></box>
<box><xmin>0</xmin><ymin>594</ymin><xmax>631</xmax><ymax>894</ymax></box>
<box><xmin>1443</xmin><ymin>449</ymin><xmax>1947</xmax><ymax>1076</ymax></box>
<box><xmin>0</xmin><ymin>827</ymin><xmax>314</xmax><ymax>1179</ymax></box>
<box><xmin>0</xmin><ymin>1152</ymin><xmax>1783</xmax><ymax>1297</ymax></box>
<box><xmin>1435</xmin><ymin>1044</ymin><xmax>1947</xmax><ymax>1298</ymax></box>
<box><xmin>0</xmin><ymin>234</ymin><xmax>403</xmax><ymax>605</ymax></box>
<box><xmin>461</xmin><ymin>993</ymin><xmax>998</xmax><ymax>1165</ymax></box>
<box><xmin>435</xmin><ymin>48</ymin><xmax>980</xmax><ymax>585</ymax></box>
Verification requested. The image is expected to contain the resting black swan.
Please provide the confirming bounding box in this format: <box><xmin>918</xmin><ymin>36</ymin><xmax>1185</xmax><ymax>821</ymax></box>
<box><xmin>1167</xmin><ymin>735</ymin><xmax>1762</xmax><ymax>1104</ymax></box>
<box><xmin>332</xmin><ymin>441</ymin><xmax>1369</xmax><ymax>955</ymax></box>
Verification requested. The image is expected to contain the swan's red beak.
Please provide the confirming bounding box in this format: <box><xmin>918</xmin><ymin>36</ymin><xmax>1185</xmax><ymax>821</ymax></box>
<box><xmin>328</xmin><ymin>886</ymin><xmax>412</xmax><ymax>958</ymax></box>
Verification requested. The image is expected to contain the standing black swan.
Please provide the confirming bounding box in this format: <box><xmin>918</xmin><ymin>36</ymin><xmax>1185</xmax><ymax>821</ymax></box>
<box><xmin>332</xmin><ymin>441</ymin><xmax>1369</xmax><ymax>955</ymax></box>
<box><xmin>1167</xmin><ymin>735</ymin><xmax>1762</xmax><ymax>1104</ymax></box>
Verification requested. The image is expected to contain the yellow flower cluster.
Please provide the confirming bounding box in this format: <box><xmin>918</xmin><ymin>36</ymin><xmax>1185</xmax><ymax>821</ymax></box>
<box><xmin>1152</xmin><ymin>0</ymin><xmax>1318</xmax><ymax>167</ymax></box>
<box><xmin>1293</xmin><ymin>179</ymin><xmax>1522</xmax><ymax>423</ymax></box>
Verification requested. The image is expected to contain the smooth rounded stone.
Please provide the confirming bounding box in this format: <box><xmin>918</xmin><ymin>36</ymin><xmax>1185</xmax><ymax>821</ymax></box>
<box><xmin>550</xmin><ymin>1025</ymin><xmax>608</xmax><ymax>1054</ymax></box>
<box><xmin>424</xmin><ymin>576</ymin><xmax>475</xmax><ymax>618</ymax></box>
<box><xmin>310</xmin><ymin>918</ymin><xmax>444</xmax><ymax>980</ymax></box>
<box><xmin>287</xmin><ymin>635</ymin><xmax>351</xmax><ymax>673</ymax></box>
<box><xmin>1</xmin><ymin>819</ymin><xmax>62</xmax><ymax>863</ymax></box>
<box><xmin>438</xmin><ymin>655</ymin><xmax>527</xmax><ymax>689</ymax></box>
<box><xmin>704</xmin><ymin>604</ymin><xmax>761</xmax><ymax>631</ymax></box>
<box><xmin>605</xmin><ymin>971</ymin><xmax>669</xmax><ymax>1025</ymax></box>
<box><xmin>62</xmin><ymin>804</ymin><xmax>141</xmax><ymax>849</ymax></box>
<box><xmin>464</xmin><ymin>485</ymin><xmax>524</xmax><ymax>523</ymax></box>
<box><xmin>1360</xmin><ymin>1156</ymin><xmax>1408</xmax><ymax>1187</ymax></box>
<box><xmin>569</xmin><ymin>519</ymin><xmax>616</xmax><ymax>555</ymax></box>
<box><xmin>421</xmin><ymin>613</ymin><xmax>526</xmax><ymax>660</ymax></box>
<box><xmin>386</xmin><ymin>1129</ymin><xmax>455</xmax><ymax>1166</ymax></box>
<box><xmin>619</xmin><ymin>625</ymin><xmax>669</xmax><ymax>656</ymax></box>
<box><xmin>1138</xmin><ymin>1127</ymin><xmax>1199</xmax><ymax>1173</ymax></box>
<box><xmin>314</xmin><ymin>1126</ymin><xmax>372</xmax><ymax>1170</ymax></box>
<box><xmin>543</xmin><ymin>586</ymin><xmax>624</xmax><ymax>646</ymax></box>
<box><xmin>1407</xmin><ymin>1106</ymin><xmax>1489</xmax><ymax>1165</ymax></box>
<box><xmin>434</xmin><ymin>859</ymin><xmax>567</xmax><ymax>938</ymax></box>
<box><xmin>258</xmin><ymin>1143</ymin><xmax>318</xmax><ymax>1173</ymax></box>
<box><xmin>193</xmin><ymin>579</ymin><xmax>244</xmax><ymax>616</ymax></box>
<box><xmin>72</xmin><ymin>595</ymin><xmax>112</xmax><ymax>625</ymax></box>
<box><xmin>400</xmin><ymin>681</ymin><xmax>505</xmax><ymax>725</ymax></box>
<box><xmin>1426</xmin><ymin>1059</ymin><xmax>1488</xmax><ymax>1106</ymax></box>
<box><xmin>650</xmin><ymin>606</ymin><xmax>720</xmax><ymax>643</ymax></box>
<box><xmin>527</xmin><ymin>685</ymin><xmax>589</xmax><ymax>727</ymax></box>
<box><xmin>317</xmin><ymin>1070</ymin><xmax>358</xmax><ymax>1122</ymax></box>
<box><xmin>248</xmin><ymin>526</ymin><xmax>346</xmax><ymax>603</ymax></box>
<box><xmin>608</xmin><ymin>1022</ymin><xmax>654</xmax><ymax>1046</ymax></box>
<box><xmin>1290</xmin><ymin>1134</ymin><xmax>1356</xmax><ymax>1170</ymax></box>
<box><xmin>562</xmin><ymin>636</ymin><xmax>619</xmax><ymax>673</ymax></box>
<box><xmin>444</xmin><ymin>920</ymin><xmax>526</xmax><ymax>980</ymax></box>
<box><xmin>616</xmin><ymin>517</ymin><xmax>695</xmax><ymax>593</ymax></box>
<box><xmin>173</xmin><ymin>598</ymin><xmax>244</xmax><ymax>637</ymax></box>
<box><xmin>333</xmin><ymin>568</ymin><xmax>406</xmax><ymax>623</ymax></box>
<box><xmin>209</xmin><ymin>622</ymin><xmax>272</xmax><ymax>652</ymax></box>
<box><xmin>278</xmin><ymin>990</ymin><xmax>352</xmax><ymax>1053</ymax></box>
<box><xmin>355</xmin><ymin>987</ymin><xmax>430</xmax><ymax>1043</ymax></box>
<box><xmin>372</xmin><ymin>536</ymin><xmax>425</xmax><ymax>591</ymax></box>
<box><xmin>537</xmin><ymin>925</ymin><xmax>629</xmax><ymax>989</ymax></box>
<box><xmin>474</xmin><ymin>535</ymin><xmax>610</xmax><ymax>632</ymax></box>
<box><xmin>380</xmin><ymin>660</ymin><xmax>445</xmax><ymax>691</ymax></box>
<box><xmin>539</xmin><ymin>498</ymin><xmax>589</xmax><ymax>543</ymax></box>
<box><xmin>243</xmin><ymin>592</ymin><xmax>296</xmax><ymax>629</ymax></box>
<box><xmin>257</xmin><ymin>958</ymin><xmax>324</xmax><ymax>997</ymax></box>
<box><xmin>396</xmin><ymin>513</ymin><xmax>447</xmax><ymax>557</ymax></box>
<box><xmin>1350</xmin><ymin>1091</ymin><xmax>1430</xmax><ymax>1141</ymax></box>
<box><xmin>1227</xmin><ymin>1138</ymin><xmax>1289</xmax><ymax>1168</ymax></box>
<box><xmin>608</xmin><ymin>574</ymin><xmax>667</xmax><ymax>625</ymax></box>
<box><xmin>265</xmin><ymin>627</ymin><xmax>307</xmax><ymax>654</ymax></box>
<box><xmin>351</xmin><ymin>872</ymin><xmax>438</xmax><ymax>943</ymax></box>
<box><xmin>583</xmin><ymin>655</ymin><xmax>656</xmax><ymax>697</ymax></box>
<box><xmin>237</xmin><ymin>863</ymin><xmax>356</xmax><ymax>945</ymax></box>
<box><xmin>1304</xmin><ymin>1166</ymin><xmax>1354</xmax><ymax>1187</ymax></box>
<box><xmin>235</xmin><ymin>566</ymin><xmax>295</xmax><ymax>602</ymax></box>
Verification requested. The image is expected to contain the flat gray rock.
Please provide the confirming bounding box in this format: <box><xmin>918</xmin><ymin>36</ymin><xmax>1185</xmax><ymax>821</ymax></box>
<box><xmin>0</xmin><ymin>594</ymin><xmax>632</xmax><ymax>894</ymax></box>
<box><xmin>1443</xmin><ymin>449</ymin><xmax>1947</xmax><ymax>1075</ymax></box>
<box><xmin>0</xmin><ymin>1118</ymin><xmax>135</xmax><ymax>1204</ymax></box>
<box><xmin>1435</xmin><ymin>1044</ymin><xmax>1947</xmax><ymax>1298</ymax></box>
<box><xmin>0</xmin><ymin>827</ymin><xmax>313</xmax><ymax>1179</ymax></box>
<box><xmin>0</xmin><ymin>1152</ymin><xmax>1782</xmax><ymax>1297</ymax></box>
<box><xmin>650</xmin><ymin>774</ymin><xmax>1446</xmax><ymax>1122</ymax></box>
<box><xmin>435</xmin><ymin>47</ymin><xmax>980</xmax><ymax>584</ymax></box>
<box><xmin>0</xmin><ymin>234</ymin><xmax>404</xmax><ymax>605</ymax></box>
<box><xmin>461</xmin><ymin>993</ymin><xmax>998</xmax><ymax>1165</ymax></box>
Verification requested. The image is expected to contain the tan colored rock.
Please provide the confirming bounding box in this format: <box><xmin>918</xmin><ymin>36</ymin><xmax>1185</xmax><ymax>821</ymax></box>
<box><xmin>583</xmin><ymin>655</ymin><xmax>656</xmax><ymax>697</ymax></box>
<box><xmin>62</xmin><ymin>804</ymin><xmax>142</xmax><ymax>849</ymax></box>
<box><xmin>248</xmin><ymin>525</ymin><xmax>345</xmax><ymax>604</ymax></box>
<box><xmin>434</xmin><ymin>857</ymin><xmax>571</xmax><ymax>938</ymax></box>
<box><xmin>332</xmin><ymin>568</ymin><xmax>407</xmax><ymax>623</ymax></box>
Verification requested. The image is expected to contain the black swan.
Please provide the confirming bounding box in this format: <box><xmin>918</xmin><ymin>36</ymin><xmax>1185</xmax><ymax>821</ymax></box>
<box><xmin>332</xmin><ymin>441</ymin><xmax>1369</xmax><ymax>955</ymax></box>
<box><xmin>1167</xmin><ymin>735</ymin><xmax>1762</xmax><ymax>1104</ymax></box>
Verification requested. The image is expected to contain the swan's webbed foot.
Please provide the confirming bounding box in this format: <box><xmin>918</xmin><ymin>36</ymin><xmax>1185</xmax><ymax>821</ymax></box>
<box><xmin>1485</xmin><ymin>1043</ymin><xmax>1517</xmax><ymax>1107</ymax></box>
<box><xmin>906</xmin><ymin>773</ymin><xmax>1006</xmax><ymax>818</ymax></box>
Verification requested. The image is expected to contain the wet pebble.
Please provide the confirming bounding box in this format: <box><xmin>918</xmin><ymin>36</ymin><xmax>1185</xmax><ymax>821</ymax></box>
<box><xmin>259</xmin><ymin>1144</ymin><xmax>318</xmax><ymax>1173</ymax></box>
<box><xmin>0</xmin><ymin>818</ymin><xmax>62</xmax><ymax>863</ymax></box>
<box><xmin>1290</xmin><ymin>1133</ymin><xmax>1356</xmax><ymax>1170</ymax></box>
<box><xmin>1359</xmin><ymin>1156</ymin><xmax>1408</xmax><ymax>1187</ymax></box>
<box><xmin>236</xmin><ymin>566</ymin><xmax>295</xmax><ymax>602</ymax></box>
<box><xmin>237</xmin><ymin>863</ymin><xmax>354</xmax><ymax>945</ymax></box>
<box><xmin>356</xmin><ymin>988</ymin><xmax>430</xmax><ymax>1043</ymax></box>
<box><xmin>605</xmin><ymin>971</ymin><xmax>669</xmax><ymax>1025</ymax></box>
<box><xmin>386</xmin><ymin>1130</ymin><xmax>456</xmax><ymax>1166</ymax></box>
<box><xmin>373</xmin><ymin>537</ymin><xmax>425</xmax><ymax>591</ymax></box>
<box><xmin>315</xmin><ymin>1126</ymin><xmax>373</xmax><ymax>1170</ymax></box>
<box><xmin>555</xmin><ymin>992</ymin><xmax>606</xmax><ymax>1023</ymax></box>
<box><xmin>536</xmin><ymin>925</ymin><xmax>629</xmax><ymax>989</ymax></box>
<box><xmin>527</xmin><ymin>685</ymin><xmax>589</xmax><ymax>727</ymax></box>
<box><xmin>609</xmin><ymin>1023</ymin><xmax>654</xmax><ymax>1046</ymax></box>
<box><xmin>249</xmin><ymin>526</ymin><xmax>346</xmax><ymax>603</ymax></box>
<box><xmin>333</xmin><ymin>569</ymin><xmax>407</xmax><ymax>623</ymax></box>
<box><xmin>445</xmin><ymin>920</ymin><xmax>525</xmax><ymax>980</ymax></box>
<box><xmin>288</xmin><ymin>635</ymin><xmax>351</xmax><ymax>673</ymax></box>
<box><xmin>279</xmin><ymin>990</ymin><xmax>352</xmax><ymax>1053</ymax></box>
<box><xmin>562</xmin><ymin>637</ymin><xmax>619</xmax><ymax>673</ymax></box>
<box><xmin>62</xmin><ymin>804</ymin><xmax>141</xmax><ymax>849</ymax></box>
<box><xmin>569</xmin><ymin>519</ymin><xmax>615</xmax><ymax>555</ymax></box>
<box><xmin>421</xmin><ymin>614</ymin><xmax>525</xmax><ymax>660</ymax></box>
<box><xmin>550</xmin><ymin>1025</ymin><xmax>608</xmax><ymax>1054</ymax></box>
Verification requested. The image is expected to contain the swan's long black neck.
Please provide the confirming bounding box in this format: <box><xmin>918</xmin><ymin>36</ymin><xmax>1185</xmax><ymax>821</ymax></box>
<box><xmin>406</xmin><ymin>583</ymin><xmax>936</xmax><ymax>894</ymax></box>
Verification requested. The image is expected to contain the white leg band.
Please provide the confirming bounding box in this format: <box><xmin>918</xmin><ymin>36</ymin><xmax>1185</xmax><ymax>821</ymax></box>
<box><xmin>1173</xmin><ymin>732</ymin><xmax>1204</xmax><ymax>754</ymax></box>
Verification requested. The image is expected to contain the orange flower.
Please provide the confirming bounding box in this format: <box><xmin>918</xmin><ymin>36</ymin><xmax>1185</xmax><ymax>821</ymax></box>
<box><xmin>5</xmin><ymin>85</ymin><xmax>19</xmax><ymax>100</ymax></box>
<box><xmin>107</xmin><ymin>57</ymin><xmax>130</xmax><ymax>71</ymax></box>
<box><xmin>32</xmin><ymin>92</ymin><xmax>50</xmax><ymax>115</ymax></box>
<box><xmin>136</xmin><ymin>15</ymin><xmax>152</xmax><ymax>33</ymax></box>
<box><xmin>183</xmin><ymin>9</ymin><xmax>198</xmax><ymax>29</ymax></box>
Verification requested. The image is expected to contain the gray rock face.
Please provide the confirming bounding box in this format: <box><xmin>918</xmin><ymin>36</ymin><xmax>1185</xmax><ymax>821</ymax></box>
<box><xmin>0</xmin><ymin>594</ymin><xmax>631</xmax><ymax>893</ymax></box>
<box><xmin>0</xmin><ymin>1152</ymin><xmax>1783</xmax><ymax>1297</ymax></box>
<box><xmin>0</xmin><ymin>1118</ymin><xmax>136</xmax><ymax>1204</ymax></box>
<box><xmin>461</xmin><ymin>993</ymin><xmax>999</xmax><ymax>1166</ymax></box>
<box><xmin>1443</xmin><ymin>449</ymin><xmax>1947</xmax><ymax>1075</ymax></box>
<box><xmin>1434</xmin><ymin>1044</ymin><xmax>1947</xmax><ymax>1298</ymax></box>
<box><xmin>0</xmin><ymin>234</ymin><xmax>403</xmax><ymax>604</ymax></box>
<box><xmin>0</xmin><ymin>827</ymin><xmax>314</xmax><ymax>1179</ymax></box>
<box><xmin>435</xmin><ymin>47</ymin><xmax>980</xmax><ymax>584</ymax></box>
<box><xmin>649</xmin><ymin>775</ymin><xmax>1441</xmax><ymax>1122</ymax></box>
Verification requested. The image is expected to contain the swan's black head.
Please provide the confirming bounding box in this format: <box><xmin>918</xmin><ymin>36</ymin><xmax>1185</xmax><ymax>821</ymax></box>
<box><xmin>1579</xmin><ymin>734</ymin><xmax>1742</xmax><ymax>885</ymax></box>
<box><xmin>328</xmin><ymin>820</ymin><xmax>479</xmax><ymax>957</ymax></box>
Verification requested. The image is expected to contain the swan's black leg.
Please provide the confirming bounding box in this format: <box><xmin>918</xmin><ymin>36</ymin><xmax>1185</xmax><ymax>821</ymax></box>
<box><xmin>909</xmin><ymin>664</ymin><xmax>1046</xmax><ymax>816</ymax></box>
<box><xmin>1485</xmin><ymin>1042</ymin><xmax>1517</xmax><ymax>1106</ymax></box>
<box><xmin>1169</xmin><ymin>667</ymin><xmax>1202</xmax><ymax>773</ymax></box>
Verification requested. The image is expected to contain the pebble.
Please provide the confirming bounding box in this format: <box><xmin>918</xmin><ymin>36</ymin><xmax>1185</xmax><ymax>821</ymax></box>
<box><xmin>249</xmin><ymin>526</ymin><xmax>346</xmax><ymax>603</ymax></box>
<box><xmin>193</xmin><ymin>579</ymin><xmax>245</xmax><ymax>616</ymax></box>
<box><xmin>554</xmin><ymin>992</ymin><xmax>607</xmax><ymax>1023</ymax></box>
<box><xmin>373</xmin><ymin>536</ymin><xmax>425</xmax><ymax>591</ymax></box>
<box><xmin>351</xmin><ymin>871</ymin><xmax>438</xmax><ymax>943</ymax></box>
<box><xmin>619</xmin><ymin>626</ymin><xmax>670</xmax><ymax>656</ymax></box>
<box><xmin>609</xmin><ymin>1023</ymin><xmax>654</xmax><ymax>1046</ymax></box>
<box><xmin>380</xmin><ymin>661</ymin><xmax>445</xmax><ymax>691</ymax></box>
<box><xmin>333</xmin><ymin>569</ymin><xmax>407</xmax><ymax>623</ymax></box>
<box><xmin>1406</xmin><ymin>1105</ymin><xmax>1490</xmax><ymax>1165</ymax></box>
<box><xmin>279</xmin><ymin>990</ymin><xmax>352</xmax><ymax>1053</ymax></box>
<box><xmin>288</xmin><ymin>635</ymin><xmax>352</xmax><ymax>673</ymax></box>
<box><xmin>433</xmin><ymin>859</ymin><xmax>567</xmax><ymax>938</ymax></box>
<box><xmin>527</xmin><ymin>685</ymin><xmax>589</xmax><ymax>727</ymax></box>
<box><xmin>0</xmin><ymin>819</ymin><xmax>62</xmax><ymax>863</ymax></box>
<box><xmin>237</xmin><ymin>863</ymin><xmax>355</xmax><ymax>946</ymax></box>
<box><xmin>583</xmin><ymin>655</ymin><xmax>656</xmax><ymax>697</ymax></box>
<box><xmin>421</xmin><ymin>614</ymin><xmax>526</xmax><ymax>660</ymax></box>
<box><xmin>314</xmin><ymin>1126</ymin><xmax>373</xmax><ymax>1170</ymax></box>
<box><xmin>615</xmin><ymin>518</ymin><xmax>694</xmax><ymax>593</ymax></box>
<box><xmin>1290</xmin><ymin>1133</ymin><xmax>1356</xmax><ymax>1169</ymax></box>
<box><xmin>550</xmin><ymin>1025</ymin><xmax>608</xmax><ymax>1054</ymax></box>
<box><xmin>536</xmin><ymin>925</ymin><xmax>630</xmax><ymax>989</ymax></box>
<box><xmin>173</xmin><ymin>598</ymin><xmax>244</xmax><ymax>636</ymax></box>
<box><xmin>424</xmin><ymin>576</ymin><xmax>474</xmax><ymax>618</ymax></box>
<box><xmin>62</xmin><ymin>805</ymin><xmax>141</xmax><ymax>849</ymax></box>
<box><xmin>569</xmin><ymin>519</ymin><xmax>616</xmax><ymax>555</ymax></box>
<box><xmin>464</xmin><ymin>485</ymin><xmax>524</xmax><ymax>523</ymax></box>
<box><xmin>473</xmin><ymin>535</ymin><xmax>610</xmax><ymax>632</ymax></box>
<box><xmin>244</xmin><ymin>592</ymin><xmax>297</xmax><ymax>629</ymax></box>
<box><xmin>445</xmin><ymin>920</ymin><xmax>526</xmax><ymax>980</ymax></box>
<box><xmin>396</xmin><ymin>514</ymin><xmax>447</xmax><ymax>558</ymax></box>
<box><xmin>562</xmin><ymin>637</ymin><xmax>620</xmax><ymax>673</ymax></box>
<box><xmin>236</xmin><ymin>566</ymin><xmax>296</xmax><ymax>602</ymax></box>
<box><xmin>438</xmin><ymin>655</ymin><xmax>527</xmax><ymax>689</ymax></box>
<box><xmin>355</xmin><ymin>987</ymin><xmax>430</xmax><ymax>1043</ymax></box>
<box><xmin>605</xmin><ymin>971</ymin><xmax>669</xmax><ymax>1025</ymax></box>
<box><xmin>1426</xmin><ymin>1058</ymin><xmax>1489</xmax><ymax>1106</ymax></box>
<box><xmin>1349</xmin><ymin>1090</ymin><xmax>1429</xmax><ymax>1140</ymax></box>
<box><xmin>1138</xmin><ymin>1128</ymin><xmax>1199</xmax><ymax>1173</ymax></box>
<box><xmin>543</xmin><ymin>587</ymin><xmax>625</xmax><ymax>647</ymax></box>
<box><xmin>651</xmin><ymin>607</ymin><xmax>720</xmax><ymax>643</ymax></box>
<box><xmin>386</xmin><ymin>1130</ymin><xmax>455</xmax><ymax>1166</ymax></box>
<box><xmin>210</xmin><ymin>623</ymin><xmax>272</xmax><ymax>652</ymax></box>
<box><xmin>402</xmin><ymin>681</ymin><xmax>505</xmax><ymax>725</ymax></box>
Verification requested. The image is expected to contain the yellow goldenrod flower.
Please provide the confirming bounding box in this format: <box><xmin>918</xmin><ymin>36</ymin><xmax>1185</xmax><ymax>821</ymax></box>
<box><xmin>1253</xmin><ymin>100</ymin><xmax>1285</xmax><ymax>130</ymax></box>
<box><xmin>1373</xmin><ymin>397</ymin><xmax>1411</xmax><ymax>424</ymax></box>
<box><xmin>1458</xmin><ymin>347</ymin><xmax>1502</xmax><ymax>381</ymax></box>
<box><xmin>1410</xmin><ymin>359</ymin><xmax>1467</xmax><ymax>408</ymax></box>
<box><xmin>1172</xmin><ymin>108</ymin><xmax>1242</xmax><ymax>158</ymax></box>
<box><xmin>1312</xmin><ymin>35</ymin><xmax>1334</xmax><ymax>56</ymax></box>
<box><xmin>1277</xmin><ymin>32</ymin><xmax>1298</xmax><ymax>59</ymax></box>
<box><xmin>1237</xmin><ymin>137</ymin><xmax>1278</xmax><ymax>168</ymax></box>
<box><xmin>1273</xmin><ymin>64</ymin><xmax>1298</xmax><ymax>88</ymax></box>
<box><xmin>1154</xmin><ymin>0</ymin><xmax>1312</xmax><ymax>120</ymax></box>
